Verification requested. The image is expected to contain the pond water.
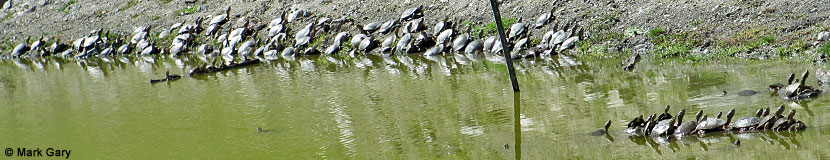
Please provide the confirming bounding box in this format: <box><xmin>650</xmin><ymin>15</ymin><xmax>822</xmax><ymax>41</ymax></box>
<box><xmin>2</xmin><ymin>54</ymin><xmax>830</xmax><ymax>159</ymax></box>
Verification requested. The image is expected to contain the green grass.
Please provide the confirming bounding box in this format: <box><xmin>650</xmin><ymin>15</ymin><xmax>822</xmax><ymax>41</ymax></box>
<box><xmin>624</xmin><ymin>27</ymin><xmax>643</xmax><ymax>38</ymax></box>
<box><xmin>119</xmin><ymin>0</ymin><xmax>138</xmax><ymax>12</ymax></box>
<box><xmin>176</xmin><ymin>6</ymin><xmax>198</xmax><ymax>16</ymax></box>
<box><xmin>310</xmin><ymin>34</ymin><xmax>328</xmax><ymax>48</ymax></box>
<box><xmin>651</xmin><ymin>30</ymin><xmax>701</xmax><ymax>59</ymax></box>
<box><xmin>0</xmin><ymin>39</ymin><xmax>14</xmax><ymax>54</ymax></box>
<box><xmin>820</xmin><ymin>42</ymin><xmax>830</xmax><ymax>55</ymax></box>
<box><xmin>61</xmin><ymin>0</ymin><xmax>77</xmax><ymax>14</ymax></box>
<box><xmin>530</xmin><ymin>38</ymin><xmax>541</xmax><ymax>46</ymax></box>
<box><xmin>649</xmin><ymin>27</ymin><xmax>667</xmax><ymax>37</ymax></box>
<box><xmin>150</xmin><ymin>15</ymin><xmax>161</xmax><ymax>21</ymax></box>
<box><xmin>158</xmin><ymin>0</ymin><xmax>173</xmax><ymax>4</ymax></box>
<box><xmin>475</xmin><ymin>17</ymin><xmax>517</xmax><ymax>36</ymax></box>
<box><xmin>588</xmin><ymin>11</ymin><xmax>619</xmax><ymax>31</ymax></box>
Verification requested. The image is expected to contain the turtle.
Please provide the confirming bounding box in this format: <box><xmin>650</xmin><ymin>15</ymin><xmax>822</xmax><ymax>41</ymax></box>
<box><xmin>508</xmin><ymin>23</ymin><xmax>527</xmax><ymax>40</ymax></box>
<box><xmin>772</xmin><ymin>109</ymin><xmax>797</xmax><ymax>131</ymax></box>
<box><xmin>651</xmin><ymin>109</ymin><xmax>685</xmax><ymax>136</ymax></box>
<box><xmin>361</xmin><ymin>21</ymin><xmax>383</xmax><ymax>33</ymax></box>
<box><xmin>424</xmin><ymin>45</ymin><xmax>444</xmax><ymax>56</ymax></box>
<box><xmin>657</xmin><ymin>105</ymin><xmax>673</xmax><ymax>121</ymax></box>
<box><xmin>558</xmin><ymin>36</ymin><xmax>579</xmax><ymax>53</ymax></box>
<box><xmin>377</xmin><ymin>19</ymin><xmax>398</xmax><ymax>34</ymax></box>
<box><xmin>436</xmin><ymin>29</ymin><xmax>454</xmax><ymax>46</ymax></box>
<box><xmin>590</xmin><ymin>120</ymin><xmax>612</xmax><ymax>136</ymax></box>
<box><xmin>452</xmin><ymin>34</ymin><xmax>469</xmax><ymax>52</ymax></box>
<box><xmin>729</xmin><ymin>111</ymin><xmax>762</xmax><ymax>132</ymax></box>
<box><xmin>464</xmin><ymin>40</ymin><xmax>483</xmax><ymax>55</ymax></box>
<box><xmin>643</xmin><ymin>114</ymin><xmax>658</xmax><ymax>136</ymax></box>
<box><xmin>534</xmin><ymin>8</ymin><xmax>555</xmax><ymax>28</ymax></box>
<box><xmin>483</xmin><ymin>36</ymin><xmax>497</xmax><ymax>52</ymax></box>
<box><xmin>11</xmin><ymin>37</ymin><xmax>31</xmax><ymax>57</ymax></box>
<box><xmin>332</xmin><ymin>32</ymin><xmax>351</xmax><ymax>46</ymax></box>
<box><xmin>403</xmin><ymin>18</ymin><xmax>425</xmax><ymax>33</ymax></box>
<box><xmin>433</xmin><ymin>20</ymin><xmax>451</xmax><ymax>37</ymax></box>
<box><xmin>302</xmin><ymin>48</ymin><xmax>320</xmax><ymax>56</ymax></box>
<box><xmin>379</xmin><ymin>35</ymin><xmax>396</xmax><ymax>53</ymax></box>
<box><xmin>694</xmin><ymin>110</ymin><xmax>734</xmax><ymax>135</ymax></box>
<box><xmin>350</xmin><ymin>34</ymin><xmax>368</xmax><ymax>48</ymax></box>
<box><xmin>674</xmin><ymin>110</ymin><xmax>703</xmax><ymax>136</ymax></box>
<box><xmin>117</xmin><ymin>43</ymin><xmax>132</xmax><ymax>55</ymax></box>
<box><xmin>324</xmin><ymin>43</ymin><xmax>340</xmax><ymax>55</ymax></box>
<box><xmin>399</xmin><ymin>5</ymin><xmax>423</xmax><ymax>21</ymax></box>
<box><xmin>789</xmin><ymin>120</ymin><xmax>807</xmax><ymax>131</ymax></box>
<box><xmin>395</xmin><ymin>33</ymin><xmax>413</xmax><ymax>53</ymax></box>
<box><xmin>759</xmin><ymin>105</ymin><xmax>786</xmax><ymax>130</ymax></box>
<box><xmin>358</xmin><ymin>37</ymin><xmax>375</xmax><ymax>52</ymax></box>
<box><xmin>280</xmin><ymin>47</ymin><xmax>296</xmax><ymax>57</ymax></box>
<box><xmin>624</xmin><ymin>115</ymin><xmax>646</xmax><ymax>136</ymax></box>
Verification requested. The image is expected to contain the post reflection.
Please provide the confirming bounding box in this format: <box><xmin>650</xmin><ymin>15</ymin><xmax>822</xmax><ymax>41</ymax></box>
<box><xmin>513</xmin><ymin>92</ymin><xmax>522</xmax><ymax>160</ymax></box>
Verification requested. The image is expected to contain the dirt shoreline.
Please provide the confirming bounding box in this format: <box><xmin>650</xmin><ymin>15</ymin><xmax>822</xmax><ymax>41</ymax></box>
<box><xmin>2</xmin><ymin>0</ymin><xmax>830</xmax><ymax>60</ymax></box>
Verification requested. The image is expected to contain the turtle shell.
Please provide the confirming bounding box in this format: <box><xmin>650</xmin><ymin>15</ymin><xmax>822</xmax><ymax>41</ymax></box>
<box><xmin>758</xmin><ymin>115</ymin><xmax>777</xmax><ymax>129</ymax></box>
<box><xmin>730</xmin><ymin>117</ymin><xmax>760</xmax><ymax>129</ymax></box>
<box><xmin>650</xmin><ymin>119</ymin><xmax>673</xmax><ymax>136</ymax></box>
<box><xmin>674</xmin><ymin>121</ymin><xmax>697</xmax><ymax>135</ymax></box>
<box><xmin>696</xmin><ymin>118</ymin><xmax>726</xmax><ymax>130</ymax></box>
<box><xmin>772</xmin><ymin>118</ymin><xmax>792</xmax><ymax>130</ymax></box>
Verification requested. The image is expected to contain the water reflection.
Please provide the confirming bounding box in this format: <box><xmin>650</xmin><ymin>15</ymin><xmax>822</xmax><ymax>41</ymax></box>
<box><xmin>513</xmin><ymin>92</ymin><xmax>522</xmax><ymax>160</ymax></box>
<box><xmin>625</xmin><ymin>129</ymin><xmax>807</xmax><ymax>154</ymax></box>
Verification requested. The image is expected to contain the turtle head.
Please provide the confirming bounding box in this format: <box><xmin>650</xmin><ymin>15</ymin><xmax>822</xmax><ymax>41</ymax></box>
<box><xmin>716</xmin><ymin>112</ymin><xmax>723</xmax><ymax>119</ymax></box>
<box><xmin>755</xmin><ymin>108</ymin><xmax>764</xmax><ymax>117</ymax></box>
<box><xmin>800</xmin><ymin>70</ymin><xmax>810</xmax><ymax>85</ymax></box>
<box><xmin>775</xmin><ymin>105</ymin><xmax>786</xmax><ymax>116</ymax></box>
<box><xmin>787</xmin><ymin>109</ymin><xmax>796</xmax><ymax>120</ymax></box>
<box><xmin>664</xmin><ymin>105</ymin><xmax>671</xmax><ymax>113</ymax></box>
<box><xmin>676</xmin><ymin>109</ymin><xmax>687</xmax><ymax>125</ymax></box>
<box><xmin>787</xmin><ymin>73</ymin><xmax>795</xmax><ymax>84</ymax></box>
<box><xmin>604</xmin><ymin>120</ymin><xmax>611</xmax><ymax>131</ymax></box>
<box><xmin>695</xmin><ymin>110</ymin><xmax>703</xmax><ymax>122</ymax></box>
<box><xmin>726</xmin><ymin>109</ymin><xmax>735</xmax><ymax>127</ymax></box>
<box><xmin>645</xmin><ymin>114</ymin><xmax>655</xmax><ymax>123</ymax></box>
<box><xmin>763</xmin><ymin>107</ymin><xmax>771</xmax><ymax>116</ymax></box>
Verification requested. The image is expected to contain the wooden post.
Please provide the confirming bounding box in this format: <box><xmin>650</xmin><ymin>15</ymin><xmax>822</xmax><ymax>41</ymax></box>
<box><xmin>488</xmin><ymin>0</ymin><xmax>520</xmax><ymax>92</ymax></box>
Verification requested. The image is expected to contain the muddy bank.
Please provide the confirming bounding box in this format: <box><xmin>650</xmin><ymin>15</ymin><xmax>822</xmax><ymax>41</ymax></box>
<box><xmin>2</xmin><ymin>0</ymin><xmax>830</xmax><ymax>61</ymax></box>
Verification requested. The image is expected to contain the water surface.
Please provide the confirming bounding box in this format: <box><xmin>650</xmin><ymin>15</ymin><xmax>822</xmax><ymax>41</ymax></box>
<box><xmin>2</xmin><ymin>55</ymin><xmax>830</xmax><ymax>159</ymax></box>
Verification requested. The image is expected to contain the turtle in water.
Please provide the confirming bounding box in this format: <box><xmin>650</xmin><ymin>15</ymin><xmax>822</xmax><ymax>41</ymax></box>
<box><xmin>759</xmin><ymin>105</ymin><xmax>786</xmax><ymax>130</ymax></box>
<box><xmin>674</xmin><ymin>110</ymin><xmax>703</xmax><ymax>136</ymax></box>
<box><xmin>656</xmin><ymin>105</ymin><xmax>673</xmax><ymax>121</ymax></box>
<box><xmin>728</xmin><ymin>108</ymin><xmax>764</xmax><ymax>132</ymax></box>
<box><xmin>624</xmin><ymin>115</ymin><xmax>646</xmax><ymax>136</ymax></box>
<box><xmin>770</xmin><ymin>71</ymin><xmax>823</xmax><ymax>100</ymax></box>
<box><xmin>651</xmin><ymin>109</ymin><xmax>685</xmax><ymax>136</ymax></box>
<box><xmin>772</xmin><ymin>109</ymin><xmax>797</xmax><ymax>131</ymax></box>
<box><xmin>590</xmin><ymin>120</ymin><xmax>612</xmax><ymax>136</ymax></box>
<box><xmin>693</xmin><ymin>109</ymin><xmax>734</xmax><ymax>135</ymax></box>
<box><xmin>737</xmin><ymin>90</ymin><xmax>758</xmax><ymax>96</ymax></box>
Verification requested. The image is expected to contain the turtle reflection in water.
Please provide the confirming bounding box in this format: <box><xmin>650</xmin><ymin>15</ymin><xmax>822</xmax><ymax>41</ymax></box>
<box><xmin>769</xmin><ymin>70</ymin><xmax>823</xmax><ymax>100</ymax></box>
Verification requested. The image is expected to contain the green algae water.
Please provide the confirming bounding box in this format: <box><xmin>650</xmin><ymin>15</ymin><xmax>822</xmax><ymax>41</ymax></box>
<box><xmin>2</xmin><ymin>55</ymin><xmax>830</xmax><ymax>159</ymax></box>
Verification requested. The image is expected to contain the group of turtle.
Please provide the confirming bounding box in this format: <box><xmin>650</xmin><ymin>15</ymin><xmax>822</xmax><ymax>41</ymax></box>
<box><xmin>636</xmin><ymin>105</ymin><xmax>806</xmax><ymax>136</ymax></box>
<box><xmin>591</xmin><ymin>105</ymin><xmax>807</xmax><ymax>140</ymax></box>
<box><xmin>769</xmin><ymin>70</ymin><xmax>823</xmax><ymax>100</ymax></box>
<box><xmin>2</xmin><ymin>5</ymin><xmax>585</xmax><ymax>67</ymax></box>
<box><xmin>620</xmin><ymin>105</ymin><xmax>806</xmax><ymax>138</ymax></box>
